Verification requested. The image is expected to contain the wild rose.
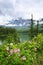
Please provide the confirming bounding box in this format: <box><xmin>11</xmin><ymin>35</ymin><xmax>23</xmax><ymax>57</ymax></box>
<box><xmin>13</xmin><ymin>48</ymin><xmax>20</xmax><ymax>53</ymax></box>
<box><xmin>22</xmin><ymin>56</ymin><xmax>26</xmax><ymax>61</ymax></box>
<box><xmin>13</xmin><ymin>49</ymin><xmax>17</xmax><ymax>53</ymax></box>
<box><xmin>10</xmin><ymin>49</ymin><xmax>13</xmax><ymax>55</ymax></box>
<box><xmin>17</xmin><ymin>49</ymin><xmax>20</xmax><ymax>53</ymax></box>
<box><xmin>6</xmin><ymin>47</ymin><xmax>9</xmax><ymax>51</ymax></box>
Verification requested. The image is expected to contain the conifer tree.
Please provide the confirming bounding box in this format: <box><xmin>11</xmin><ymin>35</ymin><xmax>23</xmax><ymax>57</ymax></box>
<box><xmin>30</xmin><ymin>14</ymin><xmax>34</xmax><ymax>39</ymax></box>
<box><xmin>37</xmin><ymin>20</ymin><xmax>39</xmax><ymax>34</ymax></box>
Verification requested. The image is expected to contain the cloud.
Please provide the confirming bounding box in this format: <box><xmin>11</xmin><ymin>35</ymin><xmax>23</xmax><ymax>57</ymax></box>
<box><xmin>5</xmin><ymin>24</ymin><xmax>17</xmax><ymax>27</ymax></box>
<box><xmin>0</xmin><ymin>15</ymin><xmax>12</xmax><ymax>25</ymax></box>
<box><xmin>0</xmin><ymin>0</ymin><xmax>14</xmax><ymax>16</ymax></box>
<box><xmin>0</xmin><ymin>0</ymin><xmax>43</xmax><ymax>25</ymax></box>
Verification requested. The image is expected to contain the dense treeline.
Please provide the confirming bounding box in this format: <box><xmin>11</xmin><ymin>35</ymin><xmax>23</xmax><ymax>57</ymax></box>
<box><xmin>0</xmin><ymin>26</ymin><xmax>17</xmax><ymax>35</ymax></box>
<box><xmin>29</xmin><ymin>15</ymin><xmax>43</xmax><ymax>39</ymax></box>
<box><xmin>0</xmin><ymin>26</ymin><xmax>20</xmax><ymax>43</ymax></box>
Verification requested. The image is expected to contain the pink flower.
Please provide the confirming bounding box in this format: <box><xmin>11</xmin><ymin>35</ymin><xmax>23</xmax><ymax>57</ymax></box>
<box><xmin>13</xmin><ymin>48</ymin><xmax>20</xmax><ymax>53</ymax></box>
<box><xmin>13</xmin><ymin>49</ymin><xmax>17</xmax><ymax>53</ymax></box>
<box><xmin>10</xmin><ymin>50</ymin><xmax>13</xmax><ymax>55</ymax></box>
<box><xmin>22</xmin><ymin>56</ymin><xmax>26</xmax><ymax>61</ymax></box>
<box><xmin>17</xmin><ymin>49</ymin><xmax>20</xmax><ymax>53</ymax></box>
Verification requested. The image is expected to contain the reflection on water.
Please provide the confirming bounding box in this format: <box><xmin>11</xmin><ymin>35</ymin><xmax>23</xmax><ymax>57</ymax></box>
<box><xmin>0</xmin><ymin>32</ymin><xmax>29</xmax><ymax>43</ymax></box>
<box><xmin>18</xmin><ymin>32</ymin><xmax>29</xmax><ymax>42</ymax></box>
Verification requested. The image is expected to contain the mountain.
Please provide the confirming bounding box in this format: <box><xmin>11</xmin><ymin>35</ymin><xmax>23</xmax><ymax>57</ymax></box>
<box><xmin>0</xmin><ymin>18</ymin><xmax>43</xmax><ymax>31</ymax></box>
<box><xmin>39</xmin><ymin>18</ymin><xmax>43</xmax><ymax>25</ymax></box>
<box><xmin>40</xmin><ymin>18</ymin><xmax>43</xmax><ymax>22</ymax></box>
<box><xmin>5</xmin><ymin>18</ymin><xmax>36</xmax><ymax>28</ymax></box>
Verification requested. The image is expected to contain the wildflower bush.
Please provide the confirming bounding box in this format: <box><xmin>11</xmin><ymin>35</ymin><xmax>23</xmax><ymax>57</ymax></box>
<box><xmin>0</xmin><ymin>34</ymin><xmax>43</xmax><ymax>65</ymax></box>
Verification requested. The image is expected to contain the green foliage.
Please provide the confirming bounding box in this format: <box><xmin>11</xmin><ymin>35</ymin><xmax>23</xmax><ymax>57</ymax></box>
<box><xmin>0</xmin><ymin>26</ymin><xmax>20</xmax><ymax>43</ymax></box>
<box><xmin>0</xmin><ymin>34</ymin><xmax>43</xmax><ymax>65</ymax></box>
<box><xmin>29</xmin><ymin>16</ymin><xmax>43</xmax><ymax>39</ymax></box>
<box><xmin>30</xmin><ymin>15</ymin><xmax>34</xmax><ymax>39</ymax></box>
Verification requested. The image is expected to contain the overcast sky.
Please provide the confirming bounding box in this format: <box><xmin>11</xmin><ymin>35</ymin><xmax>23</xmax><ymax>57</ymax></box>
<box><xmin>0</xmin><ymin>0</ymin><xmax>43</xmax><ymax>25</ymax></box>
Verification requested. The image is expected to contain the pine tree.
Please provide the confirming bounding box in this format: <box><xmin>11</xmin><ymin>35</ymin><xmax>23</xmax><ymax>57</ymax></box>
<box><xmin>30</xmin><ymin>14</ymin><xmax>34</xmax><ymax>39</ymax></box>
<box><xmin>37</xmin><ymin>20</ymin><xmax>39</xmax><ymax>34</ymax></box>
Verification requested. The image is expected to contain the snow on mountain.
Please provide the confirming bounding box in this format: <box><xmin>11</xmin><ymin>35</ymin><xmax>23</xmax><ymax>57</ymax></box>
<box><xmin>5</xmin><ymin>18</ymin><xmax>31</xmax><ymax>27</ymax></box>
<box><xmin>39</xmin><ymin>18</ymin><xmax>43</xmax><ymax>24</ymax></box>
<box><xmin>0</xmin><ymin>17</ymin><xmax>43</xmax><ymax>28</ymax></box>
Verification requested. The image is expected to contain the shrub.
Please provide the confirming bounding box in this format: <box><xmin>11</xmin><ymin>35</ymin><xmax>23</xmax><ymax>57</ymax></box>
<box><xmin>0</xmin><ymin>34</ymin><xmax>43</xmax><ymax>65</ymax></box>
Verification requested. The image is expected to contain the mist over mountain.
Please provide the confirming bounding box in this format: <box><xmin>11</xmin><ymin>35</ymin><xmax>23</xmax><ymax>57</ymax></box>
<box><xmin>5</xmin><ymin>18</ymin><xmax>35</xmax><ymax>27</ymax></box>
<box><xmin>0</xmin><ymin>17</ymin><xmax>43</xmax><ymax>30</ymax></box>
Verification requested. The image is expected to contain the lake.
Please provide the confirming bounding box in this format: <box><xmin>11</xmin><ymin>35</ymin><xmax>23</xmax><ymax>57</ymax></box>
<box><xmin>0</xmin><ymin>32</ymin><xmax>30</xmax><ymax>43</ymax></box>
<box><xmin>18</xmin><ymin>32</ymin><xmax>30</xmax><ymax>42</ymax></box>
